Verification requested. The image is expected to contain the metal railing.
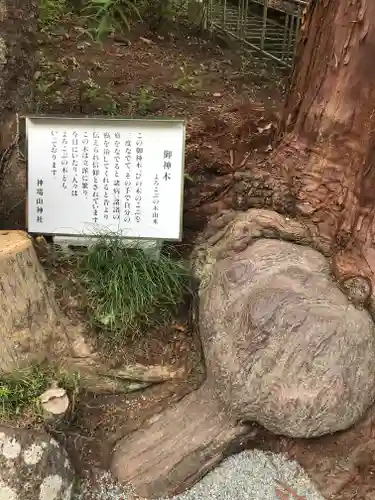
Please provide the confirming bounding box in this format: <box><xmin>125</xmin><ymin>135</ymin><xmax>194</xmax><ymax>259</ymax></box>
<box><xmin>204</xmin><ymin>0</ymin><xmax>308</xmax><ymax>67</ymax></box>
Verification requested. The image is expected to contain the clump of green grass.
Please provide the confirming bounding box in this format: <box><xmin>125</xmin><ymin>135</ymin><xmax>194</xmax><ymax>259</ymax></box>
<box><xmin>39</xmin><ymin>0</ymin><xmax>70</xmax><ymax>29</ymax></box>
<box><xmin>83</xmin><ymin>0</ymin><xmax>143</xmax><ymax>40</ymax></box>
<box><xmin>78</xmin><ymin>239</ymin><xmax>192</xmax><ymax>338</ymax></box>
<box><xmin>0</xmin><ymin>364</ymin><xmax>79</xmax><ymax>422</ymax></box>
<box><xmin>132</xmin><ymin>86</ymin><xmax>156</xmax><ymax>116</ymax></box>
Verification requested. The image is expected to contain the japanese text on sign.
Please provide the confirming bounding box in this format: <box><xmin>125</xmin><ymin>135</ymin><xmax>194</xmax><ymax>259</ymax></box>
<box><xmin>26</xmin><ymin>117</ymin><xmax>185</xmax><ymax>240</ymax></box>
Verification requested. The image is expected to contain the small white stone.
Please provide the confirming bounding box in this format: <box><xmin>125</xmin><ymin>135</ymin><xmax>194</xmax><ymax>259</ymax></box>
<box><xmin>39</xmin><ymin>474</ymin><xmax>62</xmax><ymax>500</ymax></box>
<box><xmin>49</xmin><ymin>439</ymin><xmax>59</xmax><ymax>448</ymax></box>
<box><xmin>23</xmin><ymin>443</ymin><xmax>44</xmax><ymax>466</ymax></box>
<box><xmin>0</xmin><ymin>484</ymin><xmax>18</xmax><ymax>500</ymax></box>
<box><xmin>64</xmin><ymin>458</ymin><xmax>70</xmax><ymax>469</ymax></box>
<box><xmin>2</xmin><ymin>438</ymin><xmax>21</xmax><ymax>459</ymax></box>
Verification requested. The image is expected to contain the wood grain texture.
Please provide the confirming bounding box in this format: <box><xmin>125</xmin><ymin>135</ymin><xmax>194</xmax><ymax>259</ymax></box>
<box><xmin>111</xmin><ymin>383</ymin><xmax>253</xmax><ymax>499</ymax></box>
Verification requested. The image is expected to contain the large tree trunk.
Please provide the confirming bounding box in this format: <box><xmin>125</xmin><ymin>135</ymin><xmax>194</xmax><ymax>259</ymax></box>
<box><xmin>110</xmin><ymin>5</ymin><xmax>375</xmax><ymax>497</ymax></box>
<box><xmin>271</xmin><ymin>0</ymin><xmax>375</xmax><ymax>310</ymax></box>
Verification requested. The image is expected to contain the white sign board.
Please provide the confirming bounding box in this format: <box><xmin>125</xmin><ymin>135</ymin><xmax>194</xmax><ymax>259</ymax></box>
<box><xmin>26</xmin><ymin>117</ymin><xmax>185</xmax><ymax>240</ymax></box>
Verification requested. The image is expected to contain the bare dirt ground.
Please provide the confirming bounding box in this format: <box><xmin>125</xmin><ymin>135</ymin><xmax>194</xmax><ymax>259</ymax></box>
<box><xmin>3</xmin><ymin>11</ymin><xmax>375</xmax><ymax>500</ymax></box>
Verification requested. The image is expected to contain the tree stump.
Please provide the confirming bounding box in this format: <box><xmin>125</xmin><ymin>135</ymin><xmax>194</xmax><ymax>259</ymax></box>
<box><xmin>39</xmin><ymin>385</ymin><xmax>70</xmax><ymax>426</ymax></box>
<box><xmin>0</xmin><ymin>230</ymin><xmax>69</xmax><ymax>372</ymax></box>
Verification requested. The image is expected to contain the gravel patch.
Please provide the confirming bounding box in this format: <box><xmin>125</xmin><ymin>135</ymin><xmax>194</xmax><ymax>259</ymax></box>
<box><xmin>73</xmin><ymin>450</ymin><xmax>325</xmax><ymax>500</ymax></box>
<box><xmin>73</xmin><ymin>471</ymin><xmax>138</xmax><ymax>500</ymax></box>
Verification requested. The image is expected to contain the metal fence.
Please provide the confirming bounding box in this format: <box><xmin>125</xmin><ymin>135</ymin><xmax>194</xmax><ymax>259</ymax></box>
<box><xmin>203</xmin><ymin>0</ymin><xmax>308</xmax><ymax>67</ymax></box>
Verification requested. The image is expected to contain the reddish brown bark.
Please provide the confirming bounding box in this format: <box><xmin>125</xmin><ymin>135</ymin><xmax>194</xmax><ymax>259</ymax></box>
<box><xmin>272</xmin><ymin>0</ymin><xmax>375</xmax><ymax>308</ymax></box>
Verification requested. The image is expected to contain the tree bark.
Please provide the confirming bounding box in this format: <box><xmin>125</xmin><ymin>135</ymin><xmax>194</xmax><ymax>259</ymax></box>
<box><xmin>111</xmin><ymin>381</ymin><xmax>254</xmax><ymax>499</ymax></box>
<box><xmin>271</xmin><ymin>0</ymin><xmax>375</xmax><ymax>308</ymax></box>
